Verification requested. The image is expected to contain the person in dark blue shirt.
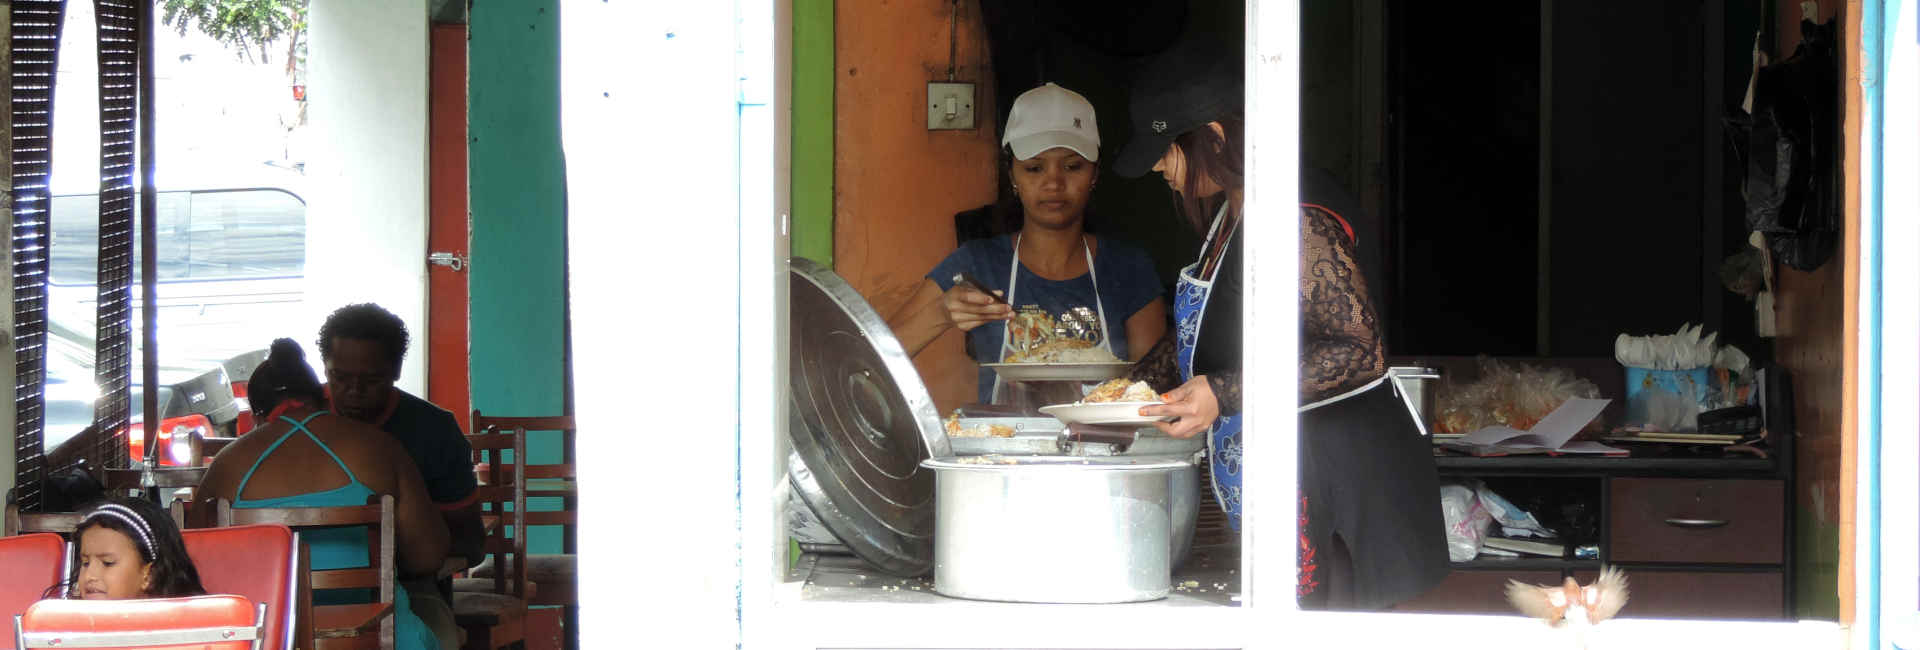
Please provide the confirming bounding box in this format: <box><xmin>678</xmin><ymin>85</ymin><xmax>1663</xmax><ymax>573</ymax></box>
<box><xmin>887</xmin><ymin>83</ymin><xmax>1166</xmax><ymax>405</ymax></box>
<box><xmin>317</xmin><ymin>303</ymin><xmax>476</xmax><ymax>648</ymax></box>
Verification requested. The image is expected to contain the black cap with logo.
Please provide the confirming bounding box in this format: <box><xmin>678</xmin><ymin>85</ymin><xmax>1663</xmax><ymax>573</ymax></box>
<box><xmin>1112</xmin><ymin>34</ymin><xmax>1243</xmax><ymax>179</ymax></box>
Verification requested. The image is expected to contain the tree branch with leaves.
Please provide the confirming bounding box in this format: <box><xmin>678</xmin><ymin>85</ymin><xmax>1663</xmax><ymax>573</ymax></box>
<box><xmin>158</xmin><ymin>0</ymin><xmax>309</xmax><ymax>78</ymax></box>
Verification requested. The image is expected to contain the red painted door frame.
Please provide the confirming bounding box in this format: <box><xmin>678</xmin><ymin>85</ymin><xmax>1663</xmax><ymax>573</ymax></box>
<box><xmin>428</xmin><ymin>24</ymin><xmax>472</xmax><ymax>432</ymax></box>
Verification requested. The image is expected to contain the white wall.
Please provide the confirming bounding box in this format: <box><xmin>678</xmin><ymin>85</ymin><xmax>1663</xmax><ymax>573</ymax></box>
<box><xmin>563</xmin><ymin>2</ymin><xmax>747</xmax><ymax>645</ymax></box>
<box><xmin>1875</xmin><ymin>1</ymin><xmax>1919</xmax><ymax>646</ymax></box>
<box><xmin>305</xmin><ymin>2</ymin><xmax>430</xmax><ymax>394</ymax></box>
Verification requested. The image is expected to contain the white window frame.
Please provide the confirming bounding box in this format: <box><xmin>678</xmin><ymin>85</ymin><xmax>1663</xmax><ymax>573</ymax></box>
<box><xmin>566</xmin><ymin>1</ymin><xmax>1864</xmax><ymax>647</ymax></box>
<box><xmin>1869</xmin><ymin>1</ymin><xmax>1918</xmax><ymax>648</ymax></box>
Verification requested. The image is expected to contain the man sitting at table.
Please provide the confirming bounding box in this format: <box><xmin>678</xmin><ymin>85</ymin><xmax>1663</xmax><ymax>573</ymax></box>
<box><xmin>317</xmin><ymin>305</ymin><xmax>482</xmax><ymax>628</ymax></box>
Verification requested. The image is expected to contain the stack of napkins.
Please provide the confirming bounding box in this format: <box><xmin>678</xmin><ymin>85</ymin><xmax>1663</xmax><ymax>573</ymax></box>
<box><xmin>1615</xmin><ymin>323</ymin><xmax>1718</xmax><ymax>370</ymax></box>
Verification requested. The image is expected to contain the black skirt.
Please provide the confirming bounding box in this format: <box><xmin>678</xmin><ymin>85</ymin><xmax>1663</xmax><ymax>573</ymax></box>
<box><xmin>1298</xmin><ymin>380</ymin><xmax>1449</xmax><ymax>610</ymax></box>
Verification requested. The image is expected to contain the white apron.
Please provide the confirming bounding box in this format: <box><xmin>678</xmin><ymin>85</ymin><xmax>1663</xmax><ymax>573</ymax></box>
<box><xmin>989</xmin><ymin>234</ymin><xmax>1114</xmax><ymax>403</ymax></box>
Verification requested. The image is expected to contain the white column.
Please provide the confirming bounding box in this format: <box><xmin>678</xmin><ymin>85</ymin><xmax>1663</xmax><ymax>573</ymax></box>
<box><xmin>563</xmin><ymin>1</ymin><xmax>745</xmax><ymax>645</ymax></box>
<box><xmin>304</xmin><ymin>2</ymin><xmax>430</xmax><ymax>393</ymax></box>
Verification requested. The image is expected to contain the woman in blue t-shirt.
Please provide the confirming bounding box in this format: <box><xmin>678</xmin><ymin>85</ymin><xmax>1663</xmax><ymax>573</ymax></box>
<box><xmin>887</xmin><ymin>82</ymin><xmax>1166</xmax><ymax>404</ymax></box>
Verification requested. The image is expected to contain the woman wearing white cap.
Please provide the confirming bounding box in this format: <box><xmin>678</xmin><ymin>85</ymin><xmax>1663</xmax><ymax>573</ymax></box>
<box><xmin>887</xmin><ymin>82</ymin><xmax>1167</xmax><ymax>405</ymax></box>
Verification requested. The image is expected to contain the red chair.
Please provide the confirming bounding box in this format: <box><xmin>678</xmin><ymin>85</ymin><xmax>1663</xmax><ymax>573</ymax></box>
<box><xmin>179</xmin><ymin>525</ymin><xmax>300</xmax><ymax>650</ymax></box>
<box><xmin>0</xmin><ymin>533</ymin><xmax>68</xmax><ymax>650</ymax></box>
<box><xmin>13</xmin><ymin>595</ymin><xmax>265</xmax><ymax>650</ymax></box>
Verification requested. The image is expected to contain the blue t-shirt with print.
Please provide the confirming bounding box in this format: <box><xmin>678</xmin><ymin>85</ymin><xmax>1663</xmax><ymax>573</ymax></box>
<box><xmin>927</xmin><ymin>234</ymin><xmax>1163</xmax><ymax>403</ymax></box>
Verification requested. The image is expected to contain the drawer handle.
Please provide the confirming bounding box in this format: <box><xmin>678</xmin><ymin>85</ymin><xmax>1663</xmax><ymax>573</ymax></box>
<box><xmin>1664</xmin><ymin>518</ymin><xmax>1729</xmax><ymax>529</ymax></box>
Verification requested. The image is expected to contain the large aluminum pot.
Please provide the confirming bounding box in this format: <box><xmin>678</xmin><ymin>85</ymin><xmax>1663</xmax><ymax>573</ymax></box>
<box><xmin>921</xmin><ymin>455</ymin><xmax>1196</xmax><ymax>603</ymax></box>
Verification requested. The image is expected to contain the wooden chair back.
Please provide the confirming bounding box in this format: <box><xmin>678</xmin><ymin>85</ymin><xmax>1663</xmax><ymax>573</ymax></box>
<box><xmin>470</xmin><ymin>412</ymin><xmax>578</xmax><ymax>543</ymax></box>
<box><xmin>468</xmin><ymin>411</ymin><xmax>578</xmax><ymax>625</ymax></box>
<box><xmin>213</xmin><ymin>496</ymin><xmax>395</xmax><ymax>649</ymax></box>
<box><xmin>464</xmin><ymin>424</ymin><xmax>529</xmax><ymax>599</ymax></box>
<box><xmin>1</xmin><ymin>505</ymin><xmax>81</xmax><ymax>538</ymax></box>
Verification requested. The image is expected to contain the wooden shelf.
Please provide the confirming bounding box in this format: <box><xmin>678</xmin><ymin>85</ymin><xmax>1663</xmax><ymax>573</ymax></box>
<box><xmin>1450</xmin><ymin>556</ymin><xmax>1601</xmax><ymax>572</ymax></box>
<box><xmin>1434</xmin><ymin>454</ymin><xmax>1776</xmax><ymax>477</ymax></box>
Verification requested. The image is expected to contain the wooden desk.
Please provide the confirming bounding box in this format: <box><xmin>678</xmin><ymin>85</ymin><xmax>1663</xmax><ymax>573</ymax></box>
<box><xmin>1397</xmin><ymin>451</ymin><xmax>1793</xmax><ymax>620</ymax></box>
<box><xmin>200</xmin><ymin>436</ymin><xmax>239</xmax><ymax>457</ymax></box>
<box><xmin>103</xmin><ymin>467</ymin><xmax>208</xmax><ymax>490</ymax></box>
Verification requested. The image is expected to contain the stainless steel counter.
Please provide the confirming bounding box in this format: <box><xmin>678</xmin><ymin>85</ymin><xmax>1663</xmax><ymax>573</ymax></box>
<box><xmin>789</xmin><ymin>544</ymin><xmax>1243</xmax><ymax>607</ymax></box>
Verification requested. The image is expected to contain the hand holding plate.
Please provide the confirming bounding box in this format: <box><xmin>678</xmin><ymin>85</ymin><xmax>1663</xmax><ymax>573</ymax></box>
<box><xmin>1140</xmin><ymin>375</ymin><xmax>1219</xmax><ymax>439</ymax></box>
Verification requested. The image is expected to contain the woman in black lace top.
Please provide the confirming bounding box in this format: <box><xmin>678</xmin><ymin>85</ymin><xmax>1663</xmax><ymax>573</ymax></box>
<box><xmin>1113</xmin><ymin>37</ymin><xmax>1446</xmax><ymax>611</ymax></box>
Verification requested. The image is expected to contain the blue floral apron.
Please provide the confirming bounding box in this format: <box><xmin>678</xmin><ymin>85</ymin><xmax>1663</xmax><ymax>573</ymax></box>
<box><xmin>1178</xmin><ymin>210</ymin><xmax>1242</xmax><ymax>530</ymax></box>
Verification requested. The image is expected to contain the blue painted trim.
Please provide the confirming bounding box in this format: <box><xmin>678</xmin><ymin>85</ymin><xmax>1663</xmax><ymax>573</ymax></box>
<box><xmin>1862</xmin><ymin>1</ymin><xmax>1888</xmax><ymax>648</ymax></box>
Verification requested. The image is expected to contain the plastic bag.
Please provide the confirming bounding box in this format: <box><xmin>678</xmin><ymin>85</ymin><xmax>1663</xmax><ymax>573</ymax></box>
<box><xmin>1475</xmin><ymin>481</ymin><xmax>1556</xmax><ymax>539</ymax></box>
<box><xmin>1439</xmin><ymin>483</ymin><xmax>1492</xmax><ymax>562</ymax></box>
<box><xmin>1434</xmin><ymin>357</ymin><xmax>1605</xmax><ymax>435</ymax></box>
<box><xmin>1724</xmin><ymin>19</ymin><xmax>1839</xmax><ymax>271</ymax></box>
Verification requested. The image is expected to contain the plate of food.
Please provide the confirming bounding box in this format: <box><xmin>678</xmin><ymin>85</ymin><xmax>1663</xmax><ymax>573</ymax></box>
<box><xmin>983</xmin><ymin>360</ymin><xmax>1133</xmax><ymax>382</ymax></box>
<box><xmin>982</xmin><ymin>310</ymin><xmax>1133</xmax><ymax>382</ymax></box>
<box><xmin>1037</xmin><ymin>379</ymin><xmax>1174</xmax><ymax>426</ymax></box>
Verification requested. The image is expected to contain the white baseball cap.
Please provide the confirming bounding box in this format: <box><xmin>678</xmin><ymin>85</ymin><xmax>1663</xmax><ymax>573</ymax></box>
<box><xmin>1001</xmin><ymin>82</ymin><xmax>1100</xmax><ymax>162</ymax></box>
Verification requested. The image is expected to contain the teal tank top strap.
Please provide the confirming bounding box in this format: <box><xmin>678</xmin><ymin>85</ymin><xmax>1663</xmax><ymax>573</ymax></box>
<box><xmin>234</xmin><ymin>420</ymin><xmax>309</xmax><ymax>498</ymax></box>
<box><xmin>282</xmin><ymin>410</ymin><xmax>364</xmax><ymax>486</ymax></box>
<box><xmin>235</xmin><ymin>410</ymin><xmax>362</xmax><ymax>497</ymax></box>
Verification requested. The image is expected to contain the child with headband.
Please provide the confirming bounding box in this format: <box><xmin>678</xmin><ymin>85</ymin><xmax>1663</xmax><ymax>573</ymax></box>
<box><xmin>44</xmin><ymin>496</ymin><xmax>207</xmax><ymax>600</ymax></box>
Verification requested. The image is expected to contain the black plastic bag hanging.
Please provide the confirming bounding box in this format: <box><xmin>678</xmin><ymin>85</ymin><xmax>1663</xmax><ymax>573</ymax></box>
<box><xmin>1724</xmin><ymin>19</ymin><xmax>1840</xmax><ymax>272</ymax></box>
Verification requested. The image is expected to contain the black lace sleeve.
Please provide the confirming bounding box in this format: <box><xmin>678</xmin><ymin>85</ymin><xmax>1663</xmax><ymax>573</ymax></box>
<box><xmin>1300</xmin><ymin>206</ymin><xmax>1385</xmax><ymax>402</ymax></box>
<box><xmin>1129</xmin><ymin>334</ymin><xmax>1240</xmax><ymax>416</ymax></box>
<box><xmin>1207</xmin><ymin>370</ymin><xmax>1241</xmax><ymax>417</ymax></box>
<box><xmin>1129</xmin><ymin>333</ymin><xmax>1181</xmax><ymax>393</ymax></box>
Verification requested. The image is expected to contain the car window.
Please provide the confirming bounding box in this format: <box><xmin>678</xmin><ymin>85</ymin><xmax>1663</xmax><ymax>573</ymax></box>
<box><xmin>48</xmin><ymin>188</ymin><xmax>305</xmax><ymax>286</ymax></box>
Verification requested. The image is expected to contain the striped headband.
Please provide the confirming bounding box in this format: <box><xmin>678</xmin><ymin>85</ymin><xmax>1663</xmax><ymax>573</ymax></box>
<box><xmin>81</xmin><ymin>504</ymin><xmax>155</xmax><ymax>558</ymax></box>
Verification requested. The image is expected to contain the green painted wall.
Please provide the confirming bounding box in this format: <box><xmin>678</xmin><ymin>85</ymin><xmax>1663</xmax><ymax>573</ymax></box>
<box><xmin>1795</xmin><ymin>504</ymin><xmax>1841</xmax><ymax>619</ymax></box>
<box><xmin>792</xmin><ymin>0</ymin><xmax>833</xmax><ymax>265</ymax></box>
<box><xmin>469</xmin><ymin>3</ymin><xmax>567</xmax><ymax>554</ymax></box>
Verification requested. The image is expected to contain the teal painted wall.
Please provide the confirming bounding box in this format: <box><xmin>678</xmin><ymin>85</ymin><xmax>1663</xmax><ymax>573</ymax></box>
<box><xmin>469</xmin><ymin>3</ymin><xmax>567</xmax><ymax>554</ymax></box>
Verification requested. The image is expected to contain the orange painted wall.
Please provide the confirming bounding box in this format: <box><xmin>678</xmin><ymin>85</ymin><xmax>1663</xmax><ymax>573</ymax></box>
<box><xmin>834</xmin><ymin>3</ymin><xmax>998</xmax><ymax>413</ymax></box>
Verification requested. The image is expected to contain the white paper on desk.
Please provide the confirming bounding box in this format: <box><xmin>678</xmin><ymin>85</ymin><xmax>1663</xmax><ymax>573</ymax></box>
<box><xmin>1459</xmin><ymin>398</ymin><xmax>1612</xmax><ymax>450</ymax></box>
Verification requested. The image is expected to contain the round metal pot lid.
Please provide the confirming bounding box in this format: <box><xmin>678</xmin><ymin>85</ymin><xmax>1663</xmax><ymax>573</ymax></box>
<box><xmin>787</xmin><ymin>258</ymin><xmax>950</xmax><ymax>576</ymax></box>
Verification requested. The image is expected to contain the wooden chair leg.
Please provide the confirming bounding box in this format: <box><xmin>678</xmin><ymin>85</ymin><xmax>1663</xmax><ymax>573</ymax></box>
<box><xmin>461</xmin><ymin>626</ymin><xmax>491</xmax><ymax>650</ymax></box>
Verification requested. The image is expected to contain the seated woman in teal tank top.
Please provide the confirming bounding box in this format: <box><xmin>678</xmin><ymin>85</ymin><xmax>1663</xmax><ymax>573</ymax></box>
<box><xmin>196</xmin><ymin>339</ymin><xmax>453</xmax><ymax>650</ymax></box>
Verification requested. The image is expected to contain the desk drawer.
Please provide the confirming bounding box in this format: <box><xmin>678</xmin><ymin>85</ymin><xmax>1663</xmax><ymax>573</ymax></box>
<box><xmin>1574</xmin><ymin>570</ymin><xmax>1784</xmax><ymax>619</ymax></box>
<box><xmin>1391</xmin><ymin>570</ymin><xmax>1563</xmax><ymax>615</ymax></box>
<box><xmin>1609</xmin><ymin>478</ymin><xmax>1783</xmax><ymax>564</ymax></box>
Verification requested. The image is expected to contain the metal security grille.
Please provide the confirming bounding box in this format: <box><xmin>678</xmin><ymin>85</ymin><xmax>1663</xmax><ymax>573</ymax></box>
<box><xmin>9</xmin><ymin>0</ymin><xmax>67</xmax><ymax>511</ymax></box>
<box><xmin>89</xmin><ymin>0</ymin><xmax>139</xmax><ymax>469</ymax></box>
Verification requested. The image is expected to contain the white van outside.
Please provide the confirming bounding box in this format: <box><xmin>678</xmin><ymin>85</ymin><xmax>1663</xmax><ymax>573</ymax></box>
<box><xmin>39</xmin><ymin>168</ymin><xmax>308</xmax><ymax>466</ymax></box>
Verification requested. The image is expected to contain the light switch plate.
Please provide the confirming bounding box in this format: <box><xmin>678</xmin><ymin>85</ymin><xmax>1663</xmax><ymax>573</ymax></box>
<box><xmin>927</xmin><ymin>81</ymin><xmax>976</xmax><ymax>130</ymax></box>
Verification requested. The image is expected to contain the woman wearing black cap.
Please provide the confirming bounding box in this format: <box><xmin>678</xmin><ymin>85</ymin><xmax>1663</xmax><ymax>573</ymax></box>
<box><xmin>1117</xmin><ymin>41</ymin><xmax>1446</xmax><ymax>611</ymax></box>
<box><xmin>888</xmin><ymin>82</ymin><xmax>1167</xmax><ymax>406</ymax></box>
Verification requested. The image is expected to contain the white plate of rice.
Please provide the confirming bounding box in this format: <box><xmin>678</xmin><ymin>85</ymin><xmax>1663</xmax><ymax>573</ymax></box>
<box><xmin>1038</xmin><ymin>401</ymin><xmax>1173</xmax><ymax>426</ymax></box>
